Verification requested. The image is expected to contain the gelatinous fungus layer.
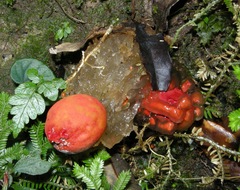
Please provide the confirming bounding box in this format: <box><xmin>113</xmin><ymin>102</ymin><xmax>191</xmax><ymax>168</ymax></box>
<box><xmin>65</xmin><ymin>28</ymin><xmax>148</xmax><ymax>149</ymax></box>
<box><xmin>134</xmin><ymin>77</ymin><xmax>204</xmax><ymax>135</ymax></box>
<box><xmin>64</xmin><ymin>26</ymin><xmax>204</xmax><ymax>148</ymax></box>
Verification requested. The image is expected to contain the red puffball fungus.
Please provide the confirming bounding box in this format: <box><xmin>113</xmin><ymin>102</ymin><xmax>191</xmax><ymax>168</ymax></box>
<box><xmin>134</xmin><ymin>78</ymin><xmax>204</xmax><ymax>135</ymax></box>
<box><xmin>45</xmin><ymin>94</ymin><xmax>107</xmax><ymax>154</ymax></box>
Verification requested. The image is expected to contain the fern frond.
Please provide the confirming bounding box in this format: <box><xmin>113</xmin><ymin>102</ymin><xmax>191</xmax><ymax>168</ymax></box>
<box><xmin>224</xmin><ymin>0</ymin><xmax>234</xmax><ymax>13</ymax></box>
<box><xmin>12</xmin><ymin>180</ymin><xmax>45</xmax><ymax>190</ymax></box>
<box><xmin>204</xmin><ymin>105</ymin><xmax>223</xmax><ymax>119</ymax></box>
<box><xmin>47</xmin><ymin>151</ymin><xmax>61</xmax><ymax>167</ymax></box>
<box><xmin>204</xmin><ymin>107</ymin><xmax>213</xmax><ymax>119</ymax></box>
<box><xmin>14</xmin><ymin>177</ymin><xmax>77</xmax><ymax>190</ymax></box>
<box><xmin>228</xmin><ymin>108</ymin><xmax>240</xmax><ymax>132</ymax></box>
<box><xmin>0</xmin><ymin>127</ymin><xmax>11</xmax><ymax>151</ymax></box>
<box><xmin>62</xmin><ymin>177</ymin><xmax>78</xmax><ymax>188</ymax></box>
<box><xmin>13</xmin><ymin>172</ymin><xmax>79</xmax><ymax>190</ymax></box>
<box><xmin>195</xmin><ymin>58</ymin><xmax>217</xmax><ymax>81</ymax></box>
<box><xmin>41</xmin><ymin>138</ymin><xmax>53</xmax><ymax>160</ymax></box>
<box><xmin>48</xmin><ymin>175</ymin><xmax>78</xmax><ymax>189</ymax></box>
<box><xmin>90</xmin><ymin>158</ymin><xmax>104</xmax><ymax>186</ymax></box>
<box><xmin>29</xmin><ymin>122</ymin><xmax>44</xmax><ymax>151</ymax></box>
<box><xmin>29</xmin><ymin>122</ymin><xmax>52</xmax><ymax>159</ymax></box>
<box><xmin>113</xmin><ymin>170</ymin><xmax>131</xmax><ymax>190</ymax></box>
<box><xmin>73</xmin><ymin>162</ymin><xmax>96</xmax><ymax>189</ymax></box>
<box><xmin>224</xmin><ymin>0</ymin><xmax>240</xmax><ymax>46</ymax></box>
<box><xmin>0</xmin><ymin>92</ymin><xmax>11</xmax><ymax>129</ymax></box>
<box><xmin>50</xmin><ymin>175</ymin><xmax>63</xmax><ymax>186</ymax></box>
<box><xmin>101</xmin><ymin>175</ymin><xmax>111</xmax><ymax>190</ymax></box>
<box><xmin>0</xmin><ymin>143</ymin><xmax>26</xmax><ymax>168</ymax></box>
<box><xmin>73</xmin><ymin>150</ymin><xmax>111</xmax><ymax>190</ymax></box>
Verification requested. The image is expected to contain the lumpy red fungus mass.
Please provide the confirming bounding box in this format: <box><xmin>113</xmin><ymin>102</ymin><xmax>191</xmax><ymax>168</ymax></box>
<box><xmin>134</xmin><ymin>78</ymin><xmax>204</xmax><ymax>135</ymax></box>
<box><xmin>45</xmin><ymin>94</ymin><xmax>107</xmax><ymax>154</ymax></box>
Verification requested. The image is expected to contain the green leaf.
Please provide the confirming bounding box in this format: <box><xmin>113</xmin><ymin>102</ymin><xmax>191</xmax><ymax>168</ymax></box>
<box><xmin>228</xmin><ymin>109</ymin><xmax>240</xmax><ymax>132</ymax></box>
<box><xmin>203</xmin><ymin>16</ymin><xmax>209</xmax><ymax>24</ymax></box>
<box><xmin>113</xmin><ymin>170</ymin><xmax>131</xmax><ymax>190</ymax></box>
<box><xmin>55</xmin><ymin>29</ymin><xmax>64</xmax><ymax>41</ymax></box>
<box><xmin>63</xmin><ymin>21</ymin><xmax>70</xmax><ymax>28</ymax></box>
<box><xmin>83</xmin><ymin>150</ymin><xmax>110</xmax><ymax>167</ymax></box>
<box><xmin>27</xmin><ymin>68</ymin><xmax>41</xmax><ymax>84</ymax></box>
<box><xmin>38</xmin><ymin>78</ymin><xmax>66</xmax><ymax>101</ymax></box>
<box><xmin>38</xmin><ymin>82</ymin><xmax>58</xmax><ymax>101</ymax></box>
<box><xmin>14</xmin><ymin>154</ymin><xmax>51</xmax><ymax>175</ymax></box>
<box><xmin>236</xmin><ymin>89</ymin><xmax>240</xmax><ymax>97</ymax></box>
<box><xmin>55</xmin><ymin>22</ymin><xmax>73</xmax><ymax>41</ymax></box>
<box><xmin>224</xmin><ymin>0</ymin><xmax>234</xmax><ymax>14</ymax></box>
<box><xmin>51</xmin><ymin>78</ymin><xmax>66</xmax><ymax>89</ymax></box>
<box><xmin>65</xmin><ymin>26</ymin><xmax>72</xmax><ymax>34</ymax></box>
<box><xmin>10</xmin><ymin>58</ymin><xmax>55</xmax><ymax>84</ymax></box>
<box><xmin>9</xmin><ymin>83</ymin><xmax>45</xmax><ymax>134</ymax></box>
<box><xmin>101</xmin><ymin>175</ymin><xmax>111</xmax><ymax>190</ymax></box>
<box><xmin>96</xmin><ymin>150</ymin><xmax>111</xmax><ymax>161</ymax></box>
<box><xmin>198</xmin><ymin>31</ymin><xmax>212</xmax><ymax>45</ymax></box>
<box><xmin>233</xmin><ymin>65</ymin><xmax>240</xmax><ymax>80</ymax></box>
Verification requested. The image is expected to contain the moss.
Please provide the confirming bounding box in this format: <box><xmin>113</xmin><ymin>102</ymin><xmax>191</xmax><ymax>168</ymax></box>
<box><xmin>0</xmin><ymin>0</ymin><xmax>135</xmax><ymax>93</ymax></box>
<box><xmin>77</xmin><ymin>0</ymin><xmax>132</xmax><ymax>27</ymax></box>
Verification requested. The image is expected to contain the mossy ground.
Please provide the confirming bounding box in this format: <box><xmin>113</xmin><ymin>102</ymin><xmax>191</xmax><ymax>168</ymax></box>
<box><xmin>1</xmin><ymin>0</ymin><xmax>240</xmax><ymax>189</ymax></box>
<box><xmin>0</xmin><ymin>0</ymin><xmax>133</xmax><ymax>93</ymax></box>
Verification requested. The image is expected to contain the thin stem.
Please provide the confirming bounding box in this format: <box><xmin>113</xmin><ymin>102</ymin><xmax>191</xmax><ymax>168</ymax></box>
<box><xmin>54</xmin><ymin>0</ymin><xmax>85</xmax><ymax>24</ymax></box>
<box><xmin>174</xmin><ymin>132</ymin><xmax>240</xmax><ymax>158</ymax></box>
<box><xmin>171</xmin><ymin>0</ymin><xmax>222</xmax><ymax>47</ymax></box>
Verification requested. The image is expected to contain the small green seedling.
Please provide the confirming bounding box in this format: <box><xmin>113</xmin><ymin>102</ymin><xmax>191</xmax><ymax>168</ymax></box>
<box><xmin>55</xmin><ymin>21</ymin><xmax>73</xmax><ymax>41</ymax></box>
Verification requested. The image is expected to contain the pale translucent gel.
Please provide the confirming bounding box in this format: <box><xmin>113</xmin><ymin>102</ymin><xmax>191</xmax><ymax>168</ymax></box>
<box><xmin>66</xmin><ymin>30</ymin><xmax>149</xmax><ymax>148</ymax></box>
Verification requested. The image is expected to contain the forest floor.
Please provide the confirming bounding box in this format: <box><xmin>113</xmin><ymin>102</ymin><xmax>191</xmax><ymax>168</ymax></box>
<box><xmin>1</xmin><ymin>0</ymin><xmax>240</xmax><ymax>189</ymax></box>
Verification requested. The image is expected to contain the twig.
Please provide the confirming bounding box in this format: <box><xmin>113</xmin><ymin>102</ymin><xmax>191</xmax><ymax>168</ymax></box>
<box><xmin>66</xmin><ymin>24</ymin><xmax>113</xmax><ymax>84</ymax></box>
<box><xmin>207</xmin><ymin>147</ymin><xmax>224</xmax><ymax>185</ymax></box>
<box><xmin>204</xmin><ymin>45</ymin><xmax>240</xmax><ymax>100</ymax></box>
<box><xmin>129</xmin><ymin>123</ymin><xmax>153</xmax><ymax>152</ymax></box>
<box><xmin>174</xmin><ymin>132</ymin><xmax>240</xmax><ymax>158</ymax></box>
<box><xmin>163</xmin><ymin>175</ymin><xmax>240</xmax><ymax>181</ymax></box>
<box><xmin>131</xmin><ymin>0</ymin><xmax>135</xmax><ymax>20</ymax></box>
<box><xmin>161</xmin><ymin>137</ymin><xmax>173</xmax><ymax>189</ymax></box>
<box><xmin>171</xmin><ymin>0</ymin><xmax>222</xmax><ymax>47</ymax></box>
<box><xmin>54</xmin><ymin>0</ymin><xmax>85</xmax><ymax>24</ymax></box>
<box><xmin>204</xmin><ymin>61</ymin><xmax>230</xmax><ymax>100</ymax></box>
<box><xmin>218</xmin><ymin>150</ymin><xmax>224</xmax><ymax>184</ymax></box>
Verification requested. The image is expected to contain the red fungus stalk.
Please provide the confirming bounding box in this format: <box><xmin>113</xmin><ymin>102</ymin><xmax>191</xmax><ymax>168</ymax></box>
<box><xmin>45</xmin><ymin>94</ymin><xmax>107</xmax><ymax>154</ymax></box>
